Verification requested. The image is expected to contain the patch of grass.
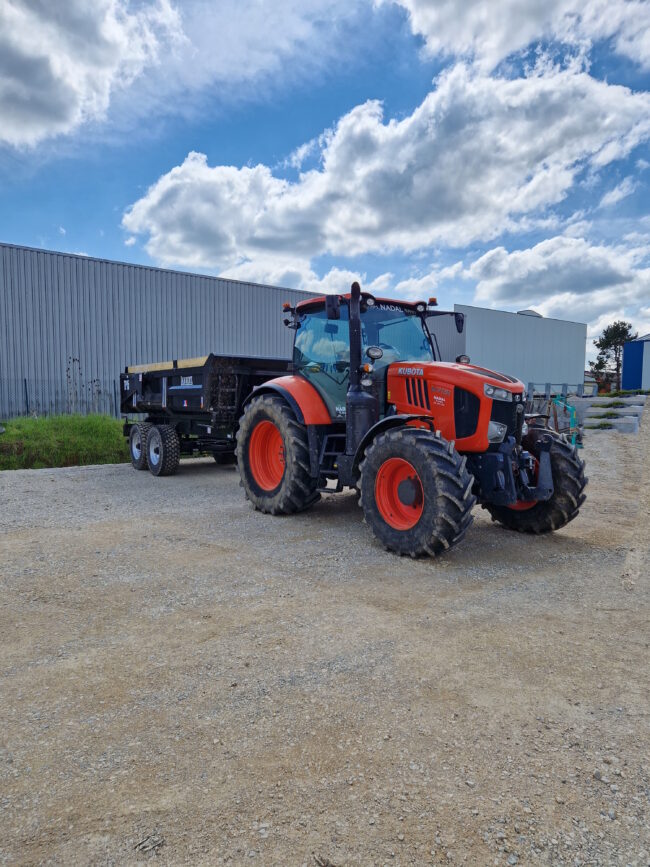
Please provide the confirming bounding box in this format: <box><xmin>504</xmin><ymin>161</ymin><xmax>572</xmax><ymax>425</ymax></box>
<box><xmin>597</xmin><ymin>400</ymin><xmax>626</xmax><ymax>408</ymax></box>
<box><xmin>585</xmin><ymin>422</ymin><xmax>614</xmax><ymax>430</ymax></box>
<box><xmin>591</xmin><ymin>411</ymin><xmax>622</xmax><ymax>419</ymax></box>
<box><xmin>0</xmin><ymin>415</ymin><xmax>129</xmax><ymax>470</ymax></box>
<box><xmin>608</xmin><ymin>389</ymin><xmax>650</xmax><ymax>397</ymax></box>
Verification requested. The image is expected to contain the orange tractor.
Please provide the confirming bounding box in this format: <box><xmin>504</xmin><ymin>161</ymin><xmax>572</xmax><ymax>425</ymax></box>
<box><xmin>237</xmin><ymin>282</ymin><xmax>587</xmax><ymax>556</ymax></box>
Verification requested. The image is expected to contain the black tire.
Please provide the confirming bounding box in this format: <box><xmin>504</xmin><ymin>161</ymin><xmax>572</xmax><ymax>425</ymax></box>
<box><xmin>147</xmin><ymin>424</ymin><xmax>180</xmax><ymax>477</ymax></box>
<box><xmin>213</xmin><ymin>452</ymin><xmax>237</xmax><ymax>465</ymax></box>
<box><xmin>236</xmin><ymin>395</ymin><xmax>319</xmax><ymax>514</ymax></box>
<box><xmin>129</xmin><ymin>422</ymin><xmax>152</xmax><ymax>471</ymax></box>
<box><xmin>484</xmin><ymin>429</ymin><xmax>587</xmax><ymax>533</ymax></box>
<box><xmin>359</xmin><ymin>428</ymin><xmax>476</xmax><ymax>557</ymax></box>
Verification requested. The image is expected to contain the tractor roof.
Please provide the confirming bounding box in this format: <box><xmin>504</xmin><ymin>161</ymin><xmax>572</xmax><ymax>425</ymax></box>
<box><xmin>295</xmin><ymin>293</ymin><xmax>427</xmax><ymax>313</ymax></box>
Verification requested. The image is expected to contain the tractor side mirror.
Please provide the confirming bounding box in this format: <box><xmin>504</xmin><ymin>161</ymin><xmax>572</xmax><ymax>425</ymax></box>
<box><xmin>326</xmin><ymin>294</ymin><xmax>340</xmax><ymax>320</ymax></box>
<box><xmin>366</xmin><ymin>346</ymin><xmax>383</xmax><ymax>360</ymax></box>
<box><xmin>455</xmin><ymin>312</ymin><xmax>465</xmax><ymax>334</ymax></box>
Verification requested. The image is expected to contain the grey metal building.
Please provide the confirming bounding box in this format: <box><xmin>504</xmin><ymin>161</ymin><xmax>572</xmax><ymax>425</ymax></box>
<box><xmin>429</xmin><ymin>304</ymin><xmax>587</xmax><ymax>392</ymax></box>
<box><xmin>0</xmin><ymin>242</ymin><xmax>308</xmax><ymax>419</ymax></box>
<box><xmin>1</xmin><ymin>240</ymin><xmax>588</xmax><ymax>419</ymax></box>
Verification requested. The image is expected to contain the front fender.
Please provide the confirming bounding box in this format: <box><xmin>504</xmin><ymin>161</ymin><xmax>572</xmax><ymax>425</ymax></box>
<box><xmin>352</xmin><ymin>414</ymin><xmax>435</xmax><ymax>474</ymax></box>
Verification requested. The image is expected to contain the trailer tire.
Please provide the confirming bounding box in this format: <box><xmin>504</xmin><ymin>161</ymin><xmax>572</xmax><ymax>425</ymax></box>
<box><xmin>359</xmin><ymin>427</ymin><xmax>475</xmax><ymax>557</ymax></box>
<box><xmin>237</xmin><ymin>395</ymin><xmax>319</xmax><ymax>515</ymax></box>
<box><xmin>147</xmin><ymin>424</ymin><xmax>180</xmax><ymax>477</ymax></box>
<box><xmin>129</xmin><ymin>422</ymin><xmax>152</xmax><ymax>471</ymax></box>
<box><xmin>484</xmin><ymin>430</ymin><xmax>587</xmax><ymax>533</ymax></box>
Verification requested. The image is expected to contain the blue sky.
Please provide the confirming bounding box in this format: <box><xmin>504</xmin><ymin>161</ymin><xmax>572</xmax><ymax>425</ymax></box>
<box><xmin>1</xmin><ymin>0</ymin><xmax>649</xmax><ymax>346</ymax></box>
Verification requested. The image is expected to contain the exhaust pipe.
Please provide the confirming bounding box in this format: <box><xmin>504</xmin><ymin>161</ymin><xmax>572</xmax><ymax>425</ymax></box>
<box><xmin>346</xmin><ymin>282</ymin><xmax>378</xmax><ymax>456</ymax></box>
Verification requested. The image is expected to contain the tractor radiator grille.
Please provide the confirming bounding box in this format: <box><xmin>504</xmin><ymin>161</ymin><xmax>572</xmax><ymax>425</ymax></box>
<box><xmin>490</xmin><ymin>399</ymin><xmax>524</xmax><ymax>442</ymax></box>
<box><xmin>405</xmin><ymin>376</ymin><xmax>430</xmax><ymax>411</ymax></box>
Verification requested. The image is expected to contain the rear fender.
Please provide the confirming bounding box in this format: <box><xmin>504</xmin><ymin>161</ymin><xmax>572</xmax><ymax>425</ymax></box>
<box><xmin>243</xmin><ymin>375</ymin><xmax>331</xmax><ymax>425</ymax></box>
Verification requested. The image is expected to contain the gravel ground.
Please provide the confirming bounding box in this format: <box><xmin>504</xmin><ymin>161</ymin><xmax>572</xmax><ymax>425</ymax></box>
<box><xmin>1</xmin><ymin>422</ymin><xmax>648</xmax><ymax>866</ymax></box>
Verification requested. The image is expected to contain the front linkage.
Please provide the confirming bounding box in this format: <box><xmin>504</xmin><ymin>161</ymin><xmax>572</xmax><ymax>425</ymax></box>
<box><xmin>468</xmin><ymin>435</ymin><xmax>553</xmax><ymax>507</ymax></box>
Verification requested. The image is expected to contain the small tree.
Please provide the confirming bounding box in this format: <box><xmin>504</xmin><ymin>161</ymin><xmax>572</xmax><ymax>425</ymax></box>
<box><xmin>591</xmin><ymin>321</ymin><xmax>637</xmax><ymax>391</ymax></box>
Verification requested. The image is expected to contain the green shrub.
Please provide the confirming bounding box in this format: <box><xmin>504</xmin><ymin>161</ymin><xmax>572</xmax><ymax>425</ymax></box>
<box><xmin>585</xmin><ymin>422</ymin><xmax>614</xmax><ymax>430</ymax></box>
<box><xmin>0</xmin><ymin>415</ymin><xmax>129</xmax><ymax>470</ymax></box>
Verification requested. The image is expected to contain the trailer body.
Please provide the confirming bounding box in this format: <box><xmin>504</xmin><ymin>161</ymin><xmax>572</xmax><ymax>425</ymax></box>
<box><xmin>120</xmin><ymin>353</ymin><xmax>289</xmax><ymax>461</ymax></box>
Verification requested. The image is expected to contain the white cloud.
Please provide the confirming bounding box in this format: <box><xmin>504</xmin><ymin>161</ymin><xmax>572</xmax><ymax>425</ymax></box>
<box><xmin>124</xmin><ymin>236</ymin><xmax>136</xmax><ymax>246</ymax></box>
<box><xmin>0</xmin><ymin>0</ymin><xmax>182</xmax><ymax>147</ymax></box>
<box><xmin>0</xmin><ymin>0</ymin><xmax>365</xmax><ymax>148</ymax></box>
<box><xmin>221</xmin><ymin>256</ymin><xmax>393</xmax><ymax>296</ymax></box>
<box><xmin>58</xmin><ymin>226</ymin><xmax>66</xmax><ymax>236</ymax></box>
<box><xmin>123</xmin><ymin>64</ymin><xmax>650</xmax><ymax>276</ymax></box>
<box><xmin>384</xmin><ymin>0</ymin><xmax>650</xmax><ymax>70</ymax></box>
<box><xmin>599</xmin><ymin>176</ymin><xmax>638</xmax><ymax>208</ymax></box>
<box><xmin>469</xmin><ymin>235</ymin><xmax>650</xmax><ymax>330</ymax></box>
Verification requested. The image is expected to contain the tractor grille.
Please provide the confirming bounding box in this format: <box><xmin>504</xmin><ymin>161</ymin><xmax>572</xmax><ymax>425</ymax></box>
<box><xmin>490</xmin><ymin>399</ymin><xmax>524</xmax><ymax>443</ymax></box>
<box><xmin>454</xmin><ymin>387</ymin><xmax>480</xmax><ymax>439</ymax></box>
<box><xmin>405</xmin><ymin>376</ymin><xmax>430</xmax><ymax>411</ymax></box>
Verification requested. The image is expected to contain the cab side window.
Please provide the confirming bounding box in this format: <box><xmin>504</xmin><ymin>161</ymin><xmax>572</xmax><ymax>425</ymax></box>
<box><xmin>294</xmin><ymin>307</ymin><xmax>350</xmax><ymax>419</ymax></box>
<box><xmin>294</xmin><ymin>309</ymin><xmax>350</xmax><ymax>372</ymax></box>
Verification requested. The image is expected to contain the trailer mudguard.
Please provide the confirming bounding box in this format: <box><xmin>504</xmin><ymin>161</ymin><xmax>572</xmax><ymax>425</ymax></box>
<box><xmin>243</xmin><ymin>375</ymin><xmax>332</xmax><ymax>425</ymax></box>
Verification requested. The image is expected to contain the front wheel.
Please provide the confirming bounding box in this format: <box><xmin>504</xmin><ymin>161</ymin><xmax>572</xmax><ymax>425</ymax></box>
<box><xmin>359</xmin><ymin>428</ymin><xmax>475</xmax><ymax>557</ymax></box>
<box><xmin>484</xmin><ymin>430</ymin><xmax>587</xmax><ymax>533</ymax></box>
<box><xmin>236</xmin><ymin>395</ymin><xmax>319</xmax><ymax>514</ymax></box>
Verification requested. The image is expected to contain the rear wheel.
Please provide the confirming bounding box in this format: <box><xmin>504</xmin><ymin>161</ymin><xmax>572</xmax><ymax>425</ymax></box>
<box><xmin>484</xmin><ymin>430</ymin><xmax>587</xmax><ymax>533</ymax></box>
<box><xmin>359</xmin><ymin>428</ymin><xmax>475</xmax><ymax>557</ymax></box>
<box><xmin>129</xmin><ymin>422</ymin><xmax>151</xmax><ymax>470</ymax></box>
<box><xmin>237</xmin><ymin>395</ymin><xmax>319</xmax><ymax>514</ymax></box>
<box><xmin>147</xmin><ymin>424</ymin><xmax>180</xmax><ymax>477</ymax></box>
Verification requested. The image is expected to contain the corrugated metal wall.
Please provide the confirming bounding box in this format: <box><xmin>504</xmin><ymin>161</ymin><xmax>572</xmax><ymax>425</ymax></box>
<box><xmin>426</xmin><ymin>313</ymin><xmax>466</xmax><ymax>361</ymax></box>
<box><xmin>456</xmin><ymin>304</ymin><xmax>587</xmax><ymax>390</ymax></box>
<box><xmin>0</xmin><ymin>242</ymin><xmax>309</xmax><ymax>419</ymax></box>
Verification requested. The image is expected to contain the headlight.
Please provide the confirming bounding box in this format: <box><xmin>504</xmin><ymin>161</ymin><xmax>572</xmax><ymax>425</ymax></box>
<box><xmin>487</xmin><ymin>420</ymin><xmax>508</xmax><ymax>443</ymax></box>
<box><xmin>484</xmin><ymin>383</ymin><xmax>513</xmax><ymax>402</ymax></box>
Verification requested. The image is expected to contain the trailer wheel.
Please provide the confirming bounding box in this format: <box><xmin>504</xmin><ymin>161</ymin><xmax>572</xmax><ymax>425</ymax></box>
<box><xmin>359</xmin><ymin>427</ymin><xmax>475</xmax><ymax>557</ymax></box>
<box><xmin>237</xmin><ymin>395</ymin><xmax>319</xmax><ymax>514</ymax></box>
<box><xmin>129</xmin><ymin>422</ymin><xmax>152</xmax><ymax>471</ymax></box>
<box><xmin>484</xmin><ymin>430</ymin><xmax>587</xmax><ymax>533</ymax></box>
<box><xmin>147</xmin><ymin>424</ymin><xmax>180</xmax><ymax>477</ymax></box>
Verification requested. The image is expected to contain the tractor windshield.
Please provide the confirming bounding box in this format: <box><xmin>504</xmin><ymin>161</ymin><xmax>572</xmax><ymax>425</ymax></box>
<box><xmin>361</xmin><ymin>304</ymin><xmax>434</xmax><ymax>364</ymax></box>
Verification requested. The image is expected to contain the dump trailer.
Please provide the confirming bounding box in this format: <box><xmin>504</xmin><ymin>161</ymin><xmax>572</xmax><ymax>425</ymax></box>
<box><xmin>120</xmin><ymin>354</ymin><xmax>290</xmax><ymax>475</ymax></box>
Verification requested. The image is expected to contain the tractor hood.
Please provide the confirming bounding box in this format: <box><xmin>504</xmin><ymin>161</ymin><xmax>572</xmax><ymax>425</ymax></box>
<box><xmin>386</xmin><ymin>361</ymin><xmax>526</xmax><ymax>451</ymax></box>
<box><xmin>390</xmin><ymin>361</ymin><xmax>525</xmax><ymax>394</ymax></box>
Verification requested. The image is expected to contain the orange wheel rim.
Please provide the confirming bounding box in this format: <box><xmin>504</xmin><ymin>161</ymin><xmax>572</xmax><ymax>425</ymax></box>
<box><xmin>375</xmin><ymin>458</ymin><xmax>424</xmax><ymax>530</ymax></box>
<box><xmin>249</xmin><ymin>420</ymin><xmax>285</xmax><ymax>491</ymax></box>
<box><xmin>509</xmin><ymin>457</ymin><xmax>539</xmax><ymax>511</ymax></box>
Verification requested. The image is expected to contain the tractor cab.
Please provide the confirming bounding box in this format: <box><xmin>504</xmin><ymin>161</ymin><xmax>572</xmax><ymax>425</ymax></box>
<box><xmin>291</xmin><ymin>294</ymin><xmax>438</xmax><ymax>421</ymax></box>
